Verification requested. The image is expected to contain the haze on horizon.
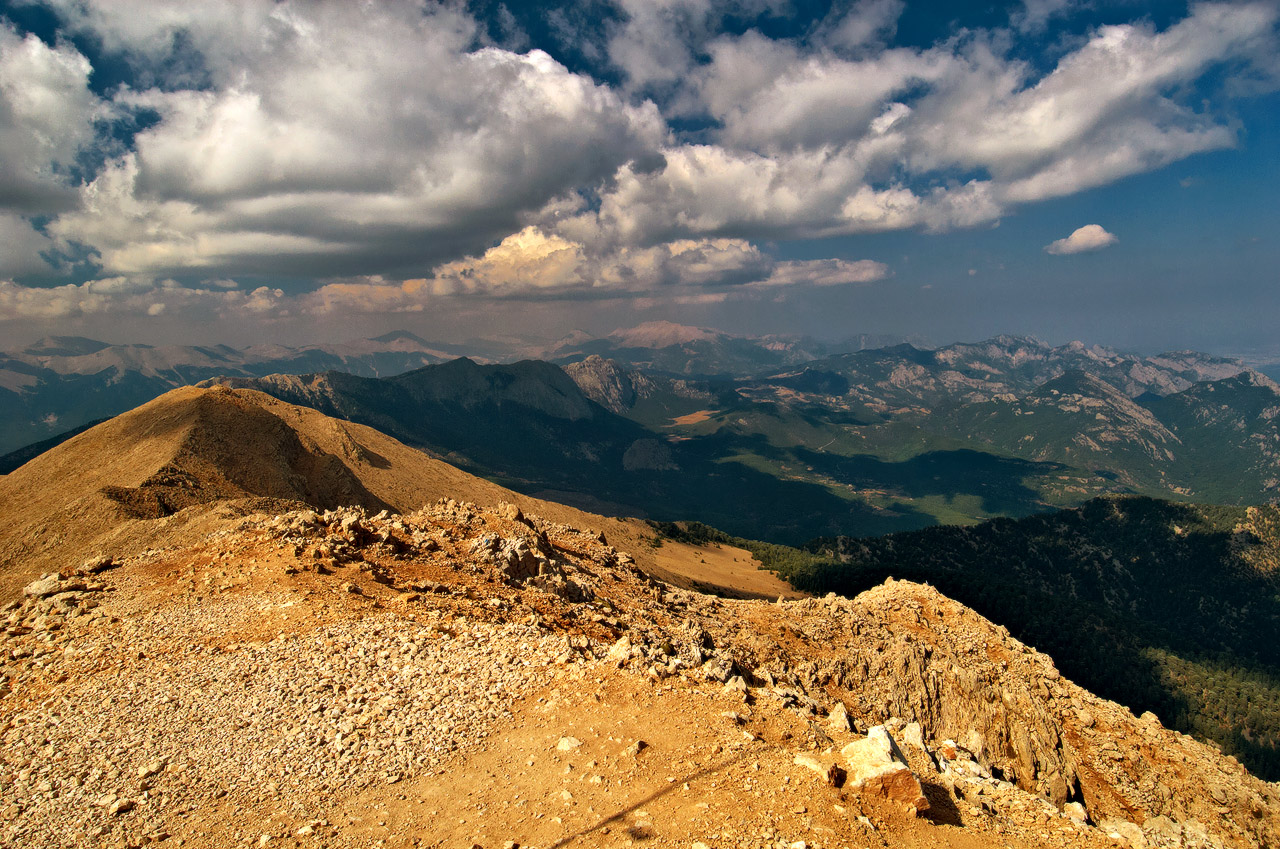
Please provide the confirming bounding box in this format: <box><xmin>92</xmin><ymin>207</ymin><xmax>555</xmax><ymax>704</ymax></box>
<box><xmin>0</xmin><ymin>0</ymin><xmax>1277</xmax><ymax>358</ymax></box>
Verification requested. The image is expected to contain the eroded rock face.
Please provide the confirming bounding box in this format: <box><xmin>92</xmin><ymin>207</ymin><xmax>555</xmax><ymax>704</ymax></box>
<box><xmin>841</xmin><ymin>726</ymin><xmax>930</xmax><ymax>814</ymax></box>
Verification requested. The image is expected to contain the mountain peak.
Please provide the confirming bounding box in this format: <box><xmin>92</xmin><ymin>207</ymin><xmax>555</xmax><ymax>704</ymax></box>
<box><xmin>368</xmin><ymin>330</ymin><xmax>430</xmax><ymax>346</ymax></box>
<box><xmin>20</xmin><ymin>335</ymin><xmax>113</xmax><ymax>357</ymax></box>
<box><xmin>607</xmin><ymin>321</ymin><xmax>725</xmax><ymax>348</ymax></box>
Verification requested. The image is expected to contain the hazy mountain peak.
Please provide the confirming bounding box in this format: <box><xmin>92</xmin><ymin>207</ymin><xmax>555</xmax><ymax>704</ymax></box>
<box><xmin>21</xmin><ymin>336</ymin><xmax>113</xmax><ymax>357</ymax></box>
<box><xmin>607</xmin><ymin>320</ymin><xmax>725</xmax><ymax>348</ymax></box>
<box><xmin>368</xmin><ymin>330</ymin><xmax>431</xmax><ymax>346</ymax></box>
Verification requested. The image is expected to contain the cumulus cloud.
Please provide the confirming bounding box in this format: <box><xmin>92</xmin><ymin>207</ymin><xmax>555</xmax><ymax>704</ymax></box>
<box><xmin>0</xmin><ymin>277</ymin><xmax>285</xmax><ymax>321</ymax></box>
<box><xmin>1045</xmin><ymin>224</ymin><xmax>1118</xmax><ymax>255</ymax></box>
<box><xmin>569</xmin><ymin>1</ymin><xmax>1278</xmax><ymax>247</ymax></box>
<box><xmin>0</xmin><ymin>0</ymin><xmax>1274</xmax><ymax>317</ymax></box>
<box><xmin>0</xmin><ymin>24</ymin><xmax>101</xmax><ymax>214</ymax></box>
<box><xmin>300</xmin><ymin>229</ymin><xmax>863</xmax><ymax>314</ymax></box>
<box><xmin>39</xmin><ymin>1</ymin><xmax>663</xmax><ymax>279</ymax></box>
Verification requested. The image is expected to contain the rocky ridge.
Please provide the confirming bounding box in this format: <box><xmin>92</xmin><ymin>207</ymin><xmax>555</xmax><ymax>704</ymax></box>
<box><xmin>3</xmin><ymin>497</ymin><xmax>1277</xmax><ymax>849</ymax></box>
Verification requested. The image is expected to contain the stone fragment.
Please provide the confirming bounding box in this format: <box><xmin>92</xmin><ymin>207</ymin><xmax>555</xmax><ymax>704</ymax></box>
<box><xmin>137</xmin><ymin>759</ymin><xmax>165</xmax><ymax>779</ymax></box>
<box><xmin>76</xmin><ymin>555</ymin><xmax>115</xmax><ymax>575</ymax></box>
<box><xmin>1063</xmin><ymin>801</ymin><xmax>1088</xmax><ymax>823</ymax></box>
<box><xmin>1099</xmin><ymin>818</ymin><xmax>1147</xmax><ymax>848</ymax></box>
<box><xmin>109</xmin><ymin>798</ymin><xmax>135</xmax><ymax>815</ymax></box>
<box><xmin>605</xmin><ymin>636</ymin><xmax>632</xmax><ymax>666</ymax></box>
<box><xmin>793</xmin><ymin>752</ymin><xmax>845</xmax><ymax>787</ymax></box>
<box><xmin>1142</xmin><ymin>816</ymin><xmax>1185</xmax><ymax>846</ymax></box>
<box><xmin>624</xmin><ymin>740</ymin><xmax>649</xmax><ymax>757</ymax></box>
<box><xmin>902</xmin><ymin>722</ymin><xmax>928</xmax><ymax>755</ymax></box>
<box><xmin>556</xmin><ymin>736</ymin><xmax>583</xmax><ymax>752</ymax></box>
<box><xmin>840</xmin><ymin>726</ymin><xmax>930</xmax><ymax>814</ymax></box>
<box><xmin>826</xmin><ymin>702</ymin><xmax>853</xmax><ymax>733</ymax></box>
<box><xmin>24</xmin><ymin>573</ymin><xmax>84</xmax><ymax>598</ymax></box>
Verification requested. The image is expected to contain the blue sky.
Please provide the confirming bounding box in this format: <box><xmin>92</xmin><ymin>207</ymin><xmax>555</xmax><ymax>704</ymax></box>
<box><xmin>0</xmin><ymin>0</ymin><xmax>1277</xmax><ymax>356</ymax></box>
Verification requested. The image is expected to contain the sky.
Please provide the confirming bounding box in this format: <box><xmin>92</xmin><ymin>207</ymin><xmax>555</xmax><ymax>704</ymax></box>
<box><xmin>0</xmin><ymin>0</ymin><xmax>1278</xmax><ymax>356</ymax></box>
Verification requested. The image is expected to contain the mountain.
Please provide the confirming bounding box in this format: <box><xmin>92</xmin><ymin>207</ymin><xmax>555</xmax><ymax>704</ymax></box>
<box><xmin>753</xmin><ymin>336</ymin><xmax>1256</xmax><ymax>414</ymax></box>
<box><xmin>0</xmin><ymin>385</ymin><xmax>791</xmax><ymax>604</ymax></box>
<box><xmin>571</xmin><ymin>338</ymin><xmax>1279</xmax><ymax>523</ymax></box>
<box><xmin>1142</xmin><ymin>371</ymin><xmax>1280</xmax><ymax>502</ymax></box>
<box><xmin>8</xmin><ymin>332</ymin><xmax>1276</xmax><ymax>540</ymax></box>
<box><xmin>548</xmin><ymin>320</ymin><xmax>843</xmax><ymax>376</ymax></box>
<box><xmin>562</xmin><ymin>354</ymin><xmax>732</xmax><ymax>426</ymax></box>
<box><xmin>935</xmin><ymin>370</ymin><xmax>1185</xmax><ymax>492</ymax></box>
<box><xmin>0</xmin><ymin>333</ymin><xmax>457</xmax><ymax>455</ymax></box>
<box><xmin>2</xmin><ymin>392</ymin><xmax>1277</xmax><ymax>848</ymax></box>
<box><xmin>208</xmin><ymin>362</ymin><xmax>952</xmax><ymax>543</ymax></box>
<box><xmin>772</xmin><ymin>496</ymin><xmax>1280</xmax><ymax>778</ymax></box>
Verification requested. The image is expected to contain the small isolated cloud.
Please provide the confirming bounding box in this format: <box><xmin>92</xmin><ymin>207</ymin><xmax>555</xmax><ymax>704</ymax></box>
<box><xmin>1044</xmin><ymin>224</ymin><xmax>1118</xmax><ymax>255</ymax></box>
<box><xmin>756</xmin><ymin>258</ymin><xmax>890</xmax><ymax>287</ymax></box>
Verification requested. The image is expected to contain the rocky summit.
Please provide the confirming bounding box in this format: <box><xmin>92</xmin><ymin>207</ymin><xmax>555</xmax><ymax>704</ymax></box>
<box><xmin>1</xmin><ymin>388</ymin><xmax>1277</xmax><ymax>849</ymax></box>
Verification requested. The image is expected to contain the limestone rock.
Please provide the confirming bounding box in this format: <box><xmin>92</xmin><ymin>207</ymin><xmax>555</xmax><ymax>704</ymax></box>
<box><xmin>24</xmin><ymin>573</ymin><xmax>83</xmax><ymax>598</ymax></box>
<box><xmin>1064</xmin><ymin>801</ymin><xmax>1088</xmax><ymax>823</ymax></box>
<box><xmin>826</xmin><ymin>702</ymin><xmax>853</xmax><ymax>734</ymax></box>
<box><xmin>793</xmin><ymin>752</ymin><xmax>845</xmax><ymax>787</ymax></box>
<box><xmin>841</xmin><ymin>726</ymin><xmax>929</xmax><ymax>814</ymax></box>
<box><xmin>1100</xmin><ymin>818</ymin><xmax>1147</xmax><ymax>848</ymax></box>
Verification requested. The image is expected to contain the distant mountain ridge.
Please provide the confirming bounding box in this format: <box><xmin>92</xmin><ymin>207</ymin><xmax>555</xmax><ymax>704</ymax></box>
<box><xmin>546</xmin><ymin>320</ymin><xmax>921</xmax><ymax>376</ymax></box>
<box><xmin>0</xmin><ymin>332</ymin><xmax>459</xmax><ymax>455</ymax></box>
<box><xmin>6</xmin><ymin>329</ymin><xmax>1278</xmax><ymax>541</ymax></box>
<box><xmin>562</xmin><ymin>337</ymin><xmax>1280</xmax><ymax>521</ymax></box>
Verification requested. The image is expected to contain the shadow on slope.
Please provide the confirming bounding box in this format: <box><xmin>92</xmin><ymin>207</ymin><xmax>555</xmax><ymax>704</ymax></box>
<box><xmin>213</xmin><ymin>363</ymin><xmax>940</xmax><ymax>544</ymax></box>
<box><xmin>781</xmin><ymin>497</ymin><xmax>1280</xmax><ymax>779</ymax></box>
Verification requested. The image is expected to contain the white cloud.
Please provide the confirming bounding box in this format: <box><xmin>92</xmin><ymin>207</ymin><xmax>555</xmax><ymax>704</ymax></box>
<box><xmin>604</xmin><ymin>0</ymin><xmax>788</xmax><ymax>95</ymax></box>
<box><xmin>818</xmin><ymin>0</ymin><xmax>905</xmax><ymax>52</ymax></box>
<box><xmin>1011</xmin><ymin>0</ymin><xmax>1080</xmax><ymax>35</ymax></box>
<box><xmin>0</xmin><ymin>0</ymin><xmax>1273</xmax><ymax>311</ymax></box>
<box><xmin>0</xmin><ymin>213</ymin><xmax>57</xmax><ymax>277</ymax></box>
<box><xmin>1045</xmin><ymin>224</ymin><xmax>1118</xmax><ymax>255</ymax></box>
<box><xmin>0</xmin><ymin>24</ymin><xmax>101</xmax><ymax>214</ymax></box>
<box><xmin>0</xmin><ymin>277</ymin><xmax>285</xmax><ymax>321</ymax></box>
<box><xmin>570</xmin><ymin>2</ymin><xmax>1278</xmax><ymax>247</ymax></box>
<box><xmin>40</xmin><ymin>1</ymin><xmax>664</xmax><ymax>279</ymax></box>
<box><xmin>756</xmin><ymin>259</ymin><xmax>890</xmax><ymax>287</ymax></box>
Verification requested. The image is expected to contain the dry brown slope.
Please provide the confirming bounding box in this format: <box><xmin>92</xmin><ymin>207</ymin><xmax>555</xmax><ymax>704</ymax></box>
<box><xmin>0</xmin><ymin>385</ymin><xmax>790</xmax><ymax>603</ymax></box>
<box><xmin>4</xmin><ymin>497</ymin><xmax>1276</xmax><ymax>848</ymax></box>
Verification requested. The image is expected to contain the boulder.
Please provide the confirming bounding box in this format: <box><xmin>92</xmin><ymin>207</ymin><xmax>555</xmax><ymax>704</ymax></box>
<box><xmin>840</xmin><ymin>726</ymin><xmax>930</xmax><ymax>814</ymax></box>
<box><xmin>24</xmin><ymin>573</ymin><xmax>85</xmax><ymax>599</ymax></box>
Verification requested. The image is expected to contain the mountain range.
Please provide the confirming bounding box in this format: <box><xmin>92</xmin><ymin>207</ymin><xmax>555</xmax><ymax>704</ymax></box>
<box><xmin>5</xmin><ymin>326</ymin><xmax>1279</xmax><ymax>543</ymax></box>
<box><xmin>0</xmin><ymin>331</ymin><xmax>463</xmax><ymax>456</ymax></box>
<box><xmin>2</xmin><ymin>384</ymin><xmax>1279</xmax><ymax>848</ymax></box>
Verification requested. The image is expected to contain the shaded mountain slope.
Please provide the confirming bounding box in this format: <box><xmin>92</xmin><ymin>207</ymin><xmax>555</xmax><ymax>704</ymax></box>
<box><xmin>209</xmin><ymin>363</ymin><xmax>941</xmax><ymax>544</ymax></box>
<box><xmin>1141</xmin><ymin>372</ymin><xmax>1280</xmax><ymax>501</ymax></box>
<box><xmin>781</xmin><ymin>496</ymin><xmax>1280</xmax><ymax>777</ymax></box>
